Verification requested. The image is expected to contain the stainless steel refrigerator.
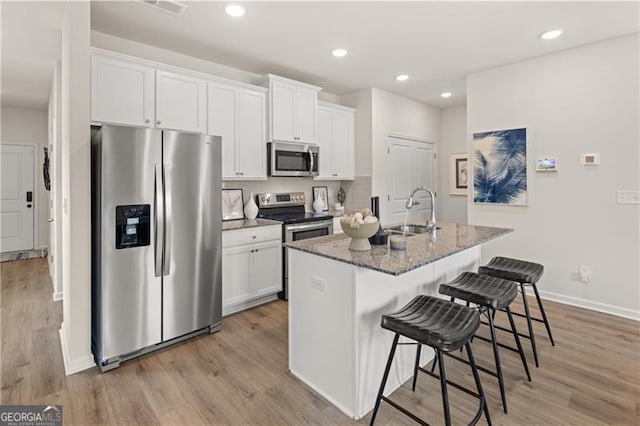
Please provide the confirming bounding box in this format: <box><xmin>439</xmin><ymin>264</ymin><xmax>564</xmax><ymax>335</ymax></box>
<box><xmin>91</xmin><ymin>124</ymin><xmax>222</xmax><ymax>371</ymax></box>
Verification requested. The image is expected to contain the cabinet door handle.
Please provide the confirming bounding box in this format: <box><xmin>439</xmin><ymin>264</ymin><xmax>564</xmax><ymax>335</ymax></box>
<box><xmin>145</xmin><ymin>118</ymin><xmax>150</xmax><ymax>124</ymax></box>
<box><xmin>332</xmin><ymin>173</ymin><xmax>338</xmax><ymax>177</ymax></box>
<box><xmin>156</xmin><ymin>120</ymin><xmax>162</xmax><ymax>125</ymax></box>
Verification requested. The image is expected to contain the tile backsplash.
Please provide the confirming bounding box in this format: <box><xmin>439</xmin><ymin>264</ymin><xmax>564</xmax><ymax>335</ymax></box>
<box><xmin>340</xmin><ymin>176</ymin><xmax>372</xmax><ymax>210</ymax></box>
<box><xmin>223</xmin><ymin>178</ymin><xmax>341</xmax><ymax>212</ymax></box>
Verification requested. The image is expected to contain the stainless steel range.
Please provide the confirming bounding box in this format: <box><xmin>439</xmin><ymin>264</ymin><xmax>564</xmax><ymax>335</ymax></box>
<box><xmin>256</xmin><ymin>192</ymin><xmax>333</xmax><ymax>300</ymax></box>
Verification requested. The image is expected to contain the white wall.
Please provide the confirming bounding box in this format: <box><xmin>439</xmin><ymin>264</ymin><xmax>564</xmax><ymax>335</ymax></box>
<box><xmin>91</xmin><ymin>30</ymin><xmax>341</xmax><ymax>104</ymax></box>
<box><xmin>371</xmin><ymin>88</ymin><xmax>440</xmax><ymax>224</ymax></box>
<box><xmin>60</xmin><ymin>1</ymin><xmax>93</xmax><ymax>374</ymax></box>
<box><xmin>438</xmin><ymin>105</ymin><xmax>468</xmax><ymax>223</ymax></box>
<box><xmin>340</xmin><ymin>89</ymin><xmax>372</xmax><ymax>177</ymax></box>
<box><xmin>467</xmin><ymin>34</ymin><xmax>640</xmax><ymax>319</ymax></box>
<box><xmin>1</xmin><ymin>106</ymin><xmax>50</xmax><ymax>250</ymax></box>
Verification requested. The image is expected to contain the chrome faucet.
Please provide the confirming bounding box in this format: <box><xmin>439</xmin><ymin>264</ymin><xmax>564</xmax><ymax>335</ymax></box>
<box><xmin>405</xmin><ymin>186</ymin><xmax>437</xmax><ymax>232</ymax></box>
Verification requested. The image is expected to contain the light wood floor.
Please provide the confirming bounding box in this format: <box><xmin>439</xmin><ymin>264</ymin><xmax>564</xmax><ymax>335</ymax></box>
<box><xmin>1</xmin><ymin>257</ymin><xmax>639</xmax><ymax>425</ymax></box>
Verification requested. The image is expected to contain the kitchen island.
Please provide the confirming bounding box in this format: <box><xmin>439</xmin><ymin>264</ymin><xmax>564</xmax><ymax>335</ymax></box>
<box><xmin>285</xmin><ymin>221</ymin><xmax>512</xmax><ymax>419</ymax></box>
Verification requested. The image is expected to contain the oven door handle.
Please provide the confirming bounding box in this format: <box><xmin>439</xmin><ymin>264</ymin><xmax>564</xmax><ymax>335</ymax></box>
<box><xmin>286</xmin><ymin>221</ymin><xmax>333</xmax><ymax>232</ymax></box>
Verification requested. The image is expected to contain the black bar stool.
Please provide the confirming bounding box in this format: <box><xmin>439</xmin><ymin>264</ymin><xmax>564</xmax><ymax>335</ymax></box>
<box><xmin>370</xmin><ymin>295</ymin><xmax>491</xmax><ymax>426</ymax></box>
<box><xmin>437</xmin><ymin>272</ymin><xmax>531</xmax><ymax>414</ymax></box>
<box><xmin>479</xmin><ymin>256</ymin><xmax>554</xmax><ymax>368</ymax></box>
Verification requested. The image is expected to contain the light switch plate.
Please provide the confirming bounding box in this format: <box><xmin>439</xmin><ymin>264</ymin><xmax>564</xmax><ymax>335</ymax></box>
<box><xmin>617</xmin><ymin>190</ymin><xmax>640</xmax><ymax>204</ymax></box>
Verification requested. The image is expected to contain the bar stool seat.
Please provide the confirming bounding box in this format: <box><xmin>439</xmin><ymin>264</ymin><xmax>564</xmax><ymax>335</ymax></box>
<box><xmin>438</xmin><ymin>272</ymin><xmax>531</xmax><ymax>414</ymax></box>
<box><xmin>439</xmin><ymin>272</ymin><xmax>518</xmax><ymax>310</ymax></box>
<box><xmin>479</xmin><ymin>256</ymin><xmax>543</xmax><ymax>284</ymax></box>
<box><xmin>371</xmin><ymin>295</ymin><xmax>491</xmax><ymax>426</ymax></box>
<box><xmin>478</xmin><ymin>256</ymin><xmax>554</xmax><ymax>369</ymax></box>
<box><xmin>381</xmin><ymin>295</ymin><xmax>480</xmax><ymax>352</ymax></box>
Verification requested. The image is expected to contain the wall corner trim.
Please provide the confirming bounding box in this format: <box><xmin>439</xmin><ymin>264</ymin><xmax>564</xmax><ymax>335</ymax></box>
<box><xmin>59</xmin><ymin>327</ymin><xmax>94</xmax><ymax>375</ymax></box>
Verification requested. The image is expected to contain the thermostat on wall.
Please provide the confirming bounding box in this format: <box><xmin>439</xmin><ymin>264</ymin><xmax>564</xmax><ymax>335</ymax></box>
<box><xmin>581</xmin><ymin>153</ymin><xmax>600</xmax><ymax>166</ymax></box>
<box><xmin>536</xmin><ymin>158</ymin><xmax>557</xmax><ymax>172</ymax></box>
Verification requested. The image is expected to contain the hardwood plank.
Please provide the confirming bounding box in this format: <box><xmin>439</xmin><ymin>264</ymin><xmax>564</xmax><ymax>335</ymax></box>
<box><xmin>1</xmin><ymin>257</ymin><xmax>639</xmax><ymax>425</ymax></box>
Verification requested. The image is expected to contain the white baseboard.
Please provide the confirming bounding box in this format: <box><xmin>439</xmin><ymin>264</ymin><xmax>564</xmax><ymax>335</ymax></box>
<box><xmin>59</xmin><ymin>326</ymin><xmax>94</xmax><ymax>375</ymax></box>
<box><xmin>538</xmin><ymin>290</ymin><xmax>640</xmax><ymax>321</ymax></box>
<box><xmin>223</xmin><ymin>293</ymin><xmax>279</xmax><ymax>317</ymax></box>
<box><xmin>53</xmin><ymin>291</ymin><xmax>63</xmax><ymax>301</ymax></box>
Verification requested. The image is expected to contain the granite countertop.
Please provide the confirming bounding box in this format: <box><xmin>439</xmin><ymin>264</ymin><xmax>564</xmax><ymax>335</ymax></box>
<box><xmin>284</xmin><ymin>221</ymin><xmax>513</xmax><ymax>276</ymax></box>
<box><xmin>222</xmin><ymin>218</ymin><xmax>282</xmax><ymax>231</ymax></box>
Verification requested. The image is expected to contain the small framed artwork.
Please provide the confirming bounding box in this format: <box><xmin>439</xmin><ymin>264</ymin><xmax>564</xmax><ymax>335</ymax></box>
<box><xmin>222</xmin><ymin>188</ymin><xmax>245</xmax><ymax>221</ymax></box>
<box><xmin>312</xmin><ymin>186</ymin><xmax>329</xmax><ymax>211</ymax></box>
<box><xmin>449</xmin><ymin>153</ymin><xmax>468</xmax><ymax>196</ymax></box>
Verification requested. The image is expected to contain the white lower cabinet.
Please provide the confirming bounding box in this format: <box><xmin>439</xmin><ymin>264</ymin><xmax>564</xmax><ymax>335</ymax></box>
<box><xmin>222</xmin><ymin>225</ymin><xmax>282</xmax><ymax>316</ymax></box>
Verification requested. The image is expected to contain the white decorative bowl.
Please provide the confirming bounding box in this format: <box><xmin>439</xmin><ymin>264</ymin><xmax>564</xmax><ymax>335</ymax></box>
<box><xmin>340</xmin><ymin>221</ymin><xmax>380</xmax><ymax>251</ymax></box>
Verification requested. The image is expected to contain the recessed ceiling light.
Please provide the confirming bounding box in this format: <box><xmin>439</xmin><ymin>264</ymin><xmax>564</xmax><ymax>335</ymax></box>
<box><xmin>225</xmin><ymin>4</ymin><xmax>245</xmax><ymax>17</ymax></box>
<box><xmin>396</xmin><ymin>74</ymin><xmax>409</xmax><ymax>82</ymax></box>
<box><xmin>540</xmin><ymin>29</ymin><xmax>563</xmax><ymax>40</ymax></box>
<box><xmin>332</xmin><ymin>49</ymin><xmax>348</xmax><ymax>58</ymax></box>
<box><xmin>440</xmin><ymin>92</ymin><xmax>452</xmax><ymax>98</ymax></box>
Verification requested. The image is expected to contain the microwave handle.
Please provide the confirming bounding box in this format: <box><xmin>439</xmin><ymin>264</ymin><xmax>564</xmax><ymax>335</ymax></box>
<box><xmin>308</xmin><ymin>149</ymin><xmax>314</xmax><ymax>173</ymax></box>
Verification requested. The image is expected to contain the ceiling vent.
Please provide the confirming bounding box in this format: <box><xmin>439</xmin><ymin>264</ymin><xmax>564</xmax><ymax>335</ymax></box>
<box><xmin>136</xmin><ymin>0</ymin><xmax>188</xmax><ymax>16</ymax></box>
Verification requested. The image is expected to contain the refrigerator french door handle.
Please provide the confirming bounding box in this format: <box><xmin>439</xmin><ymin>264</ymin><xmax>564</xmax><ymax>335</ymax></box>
<box><xmin>163</xmin><ymin>163</ymin><xmax>172</xmax><ymax>276</ymax></box>
<box><xmin>154</xmin><ymin>164</ymin><xmax>164</xmax><ymax>277</ymax></box>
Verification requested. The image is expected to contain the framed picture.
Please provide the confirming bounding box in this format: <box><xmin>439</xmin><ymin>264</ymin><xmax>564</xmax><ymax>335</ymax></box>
<box><xmin>312</xmin><ymin>186</ymin><xmax>328</xmax><ymax>211</ymax></box>
<box><xmin>222</xmin><ymin>188</ymin><xmax>245</xmax><ymax>221</ymax></box>
<box><xmin>473</xmin><ymin>127</ymin><xmax>527</xmax><ymax>206</ymax></box>
<box><xmin>449</xmin><ymin>153</ymin><xmax>468</xmax><ymax>196</ymax></box>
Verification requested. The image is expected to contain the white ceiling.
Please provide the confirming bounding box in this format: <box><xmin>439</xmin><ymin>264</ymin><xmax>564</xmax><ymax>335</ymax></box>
<box><xmin>91</xmin><ymin>1</ymin><xmax>639</xmax><ymax>107</ymax></box>
<box><xmin>1</xmin><ymin>1</ymin><xmax>66</xmax><ymax>109</ymax></box>
<box><xmin>1</xmin><ymin>2</ymin><xmax>638</xmax><ymax>110</ymax></box>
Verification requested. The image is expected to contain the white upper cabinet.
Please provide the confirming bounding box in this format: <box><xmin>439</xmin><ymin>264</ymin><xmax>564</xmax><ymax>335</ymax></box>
<box><xmin>258</xmin><ymin>74</ymin><xmax>321</xmax><ymax>144</ymax></box>
<box><xmin>208</xmin><ymin>81</ymin><xmax>237</xmax><ymax>179</ymax></box>
<box><xmin>155</xmin><ymin>70</ymin><xmax>207</xmax><ymax>133</ymax></box>
<box><xmin>208</xmin><ymin>80</ymin><xmax>267</xmax><ymax>180</ymax></box>
<box><xmin>236</xmin><ymin>89</ymin><xmax>266</xmax><ymax>179</ymax></box>
<box><xmin>294</xmin><ymin>87</ymin><xmax>318</xmax><ymax>143</ymax></box>
<box><xmin>316</xmin><ymin>102</ymin><xmax>355</xmax><ymax>180</ymax></box>
<box><xmin>91</xmin><ymin>55</ymin><xmax>155</xmax><ymax>127</ymax></box>
<box><xmin>271</xmin><ymin>81</ymin><xmax>296</xmax><ymax>142</ymax></box>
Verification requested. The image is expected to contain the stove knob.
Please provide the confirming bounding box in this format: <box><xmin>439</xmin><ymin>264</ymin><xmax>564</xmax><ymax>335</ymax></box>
<box><xmin>261</xmin><ymin>197</ymin><xmax>266</xmax><ymax>203</ymax></box>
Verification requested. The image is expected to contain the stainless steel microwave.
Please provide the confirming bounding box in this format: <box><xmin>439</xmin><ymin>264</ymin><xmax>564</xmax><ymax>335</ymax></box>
<box><xmin>268</xmin><ymin>142</ymin><xmax>319</xmax><ymax>177</ymax></box>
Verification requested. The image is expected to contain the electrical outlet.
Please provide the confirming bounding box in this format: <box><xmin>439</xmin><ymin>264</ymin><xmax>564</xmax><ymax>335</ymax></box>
<box><xmin>579</xmin><ymin>265</ymin><xmax>591</xmax><ymax>283</ymax></box>
<box><xmin>617</xmin><ymin>190</ymin><xmax>640</xmax><ymax>205</ymax></box>
<box><xmin>311</xmin><ymin>277</ymin><xmax>327</xmax><ymax>293</ymax></box>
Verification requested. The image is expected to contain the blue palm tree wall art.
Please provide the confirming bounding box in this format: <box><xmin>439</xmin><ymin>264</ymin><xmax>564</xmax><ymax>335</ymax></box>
<box><xmin>473</xmin><ymin>128</ymin><xmax>527</xmax><ymax>205</ymax></box>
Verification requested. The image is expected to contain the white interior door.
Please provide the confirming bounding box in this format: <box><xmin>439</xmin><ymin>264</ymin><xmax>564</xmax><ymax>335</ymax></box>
<box><xmin>1</xmin><ymin>144</ymin><xmax>35</xmax><ymax>253</ymax></box>
<box><xmin>386</xmin><ymin>137</ymin><xmax>436</xmax><ymax>225</ymax></box>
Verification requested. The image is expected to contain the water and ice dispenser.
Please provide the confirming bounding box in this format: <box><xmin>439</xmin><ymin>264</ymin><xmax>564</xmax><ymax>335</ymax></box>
<box><xmin>115</xmin><ymin>204</ymin><xmax>151</xmax><ymax>249</ymax></box>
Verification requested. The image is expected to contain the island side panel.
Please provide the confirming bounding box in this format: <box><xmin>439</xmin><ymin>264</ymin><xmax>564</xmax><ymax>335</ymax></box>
<box><xmin>433</xmin><ymin>245</ymin><xmax>481</xmax><ymax>285</ymax></box>
<box><xmin>354</xmin><ymin>246</ymin><xmax>482</xmax><ymax>418</ymax></box>
<box><xmin>288</xmin><ymin>249</ymin><xmax>358</xmax><ymax>417</ymax></box>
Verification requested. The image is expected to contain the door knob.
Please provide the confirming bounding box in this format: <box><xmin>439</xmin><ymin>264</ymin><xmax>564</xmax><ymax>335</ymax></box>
<box><xmin>27</xmin><ymin>204</ymin><xmax>32</xmax><ymax>208</ymax></box>
<box><xmin>48</xmin><ymin>218</ymin><xmax>54</xmax><ymax>222</ymax></box>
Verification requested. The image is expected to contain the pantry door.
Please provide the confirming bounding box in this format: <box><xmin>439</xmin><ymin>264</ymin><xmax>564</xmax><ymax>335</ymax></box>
<box><xmin>0</xmin><ymin>144</ymin><xmax>35</xmax><ymax>253</ymax></box>
<box><xmin>386</xmin><ymin>136</ymin><xmax>436</xmax><ymax>225</ymax></box>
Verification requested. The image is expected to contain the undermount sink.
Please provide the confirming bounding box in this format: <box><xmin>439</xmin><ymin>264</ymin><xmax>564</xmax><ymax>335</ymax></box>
<box><xmin>385</xmin><ymin>224</ymin><xmax>440</xmax><ymax>235</ymax></box>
